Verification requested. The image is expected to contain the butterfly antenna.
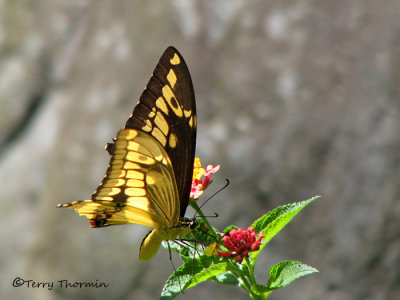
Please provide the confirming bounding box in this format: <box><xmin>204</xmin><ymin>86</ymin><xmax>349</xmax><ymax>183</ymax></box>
<box><xmin>193</xmin><ymin>179</ymin><xmax>230</xmax><ymax>218</ymax></box>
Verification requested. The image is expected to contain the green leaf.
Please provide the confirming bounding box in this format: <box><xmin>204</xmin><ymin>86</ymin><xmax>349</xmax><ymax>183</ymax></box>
<box><xmin>186</xmin><ymin>262</ymin><xmax>231</xmax><ymax>289</ymax></box>
<box><xmin>213</xmin><ymin>272</ymin><xmax>240</xmax><ymax>286</ymax></box>
<box><xmin>160</xmin><ymin>258</ymin><xmax>208</xmax><ymax>299</ymax></box>
<box><xmin>251</xmin><ymin>196</ymin><xmax>319</xmax><ymax>261</ymax></box>
<box><xmin>160</xmin><ymin>267</ymin><xmax>193</xmax><ymax>299</ymax></box>
<box><xmin>160</xmin><ymin>256</ymin><xmax>227</xmax><ymax>299</ymax></box>
<box><xmin>267</xmin><ymin>260</ymin><xmax>318</xmax><ymax>289</ymax></box>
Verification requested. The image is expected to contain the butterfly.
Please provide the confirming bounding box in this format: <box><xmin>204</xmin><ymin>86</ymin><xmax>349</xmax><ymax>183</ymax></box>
<box><xmin>58</xmin><ymin>47</ymin><xmax>197</xmax><ymax>261</ymax></box>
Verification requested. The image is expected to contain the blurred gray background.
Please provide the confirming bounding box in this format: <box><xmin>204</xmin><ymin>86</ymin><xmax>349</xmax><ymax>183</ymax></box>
<box><xmin>1</xmin><ymin>0</ymin><xmax>399</xmax><ymax>299</ymax></box>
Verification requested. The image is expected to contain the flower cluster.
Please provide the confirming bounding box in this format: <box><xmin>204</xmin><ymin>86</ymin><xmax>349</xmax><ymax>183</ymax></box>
<box><xmin>217</xmin><ymin>227</ymin><xmax>264</xmax><ymax>263</ymax></box>
<box><xmin>190</xmin><ymin>158</ymin><xmax>220</xmax><ymax>199</ymax></box>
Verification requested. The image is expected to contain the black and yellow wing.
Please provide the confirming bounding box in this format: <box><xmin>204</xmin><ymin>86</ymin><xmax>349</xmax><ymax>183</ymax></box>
<box><xmin>58</xmin><ymin>47</ymin><xmax>197</xmax><ymax>260</ymax></box>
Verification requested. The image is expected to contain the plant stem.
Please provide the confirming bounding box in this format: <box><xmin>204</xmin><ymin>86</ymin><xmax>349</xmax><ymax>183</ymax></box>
<box><xmin>229</xmin><ymin>260</ymin><xmax>263</xmax><ymax>300</ymax></box>
<box><xmin>244</xmin><ymin>256</ymin><xmax>256</xmax><ymax>285</ymax></box>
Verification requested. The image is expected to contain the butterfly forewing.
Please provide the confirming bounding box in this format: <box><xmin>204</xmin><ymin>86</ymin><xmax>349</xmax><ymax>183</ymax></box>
<box><xmin>124</xmin><ymin>47</ymin><xmax>196</xmax><ymax>217</ymax></box>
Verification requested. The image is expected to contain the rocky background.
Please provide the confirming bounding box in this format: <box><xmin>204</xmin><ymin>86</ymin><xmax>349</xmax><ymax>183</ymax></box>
<box><xmin>1</xmin><ymin>1</ymin><xmax>399</xmax><ymax>299</ymax></box>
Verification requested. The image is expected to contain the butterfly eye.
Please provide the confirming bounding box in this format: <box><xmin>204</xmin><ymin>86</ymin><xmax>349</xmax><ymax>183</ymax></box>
<box><xmin>189</xmin><ymin>220</ymin><xmax>198</xmax><ymax>230</ymax></box>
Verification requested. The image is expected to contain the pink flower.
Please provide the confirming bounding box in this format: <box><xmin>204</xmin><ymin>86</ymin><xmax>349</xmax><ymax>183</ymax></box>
<box><xmin>190</xmin><ymin>158</ymin><xmax>220</xmax><ymax>200</ymax></box>
<box><xmin>217</xmin><ymin>227</ymin><xmax>264</xmax><ymax>263</ymax></box>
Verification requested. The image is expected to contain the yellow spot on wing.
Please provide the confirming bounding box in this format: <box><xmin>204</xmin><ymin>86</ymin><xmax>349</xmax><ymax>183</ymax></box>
<box><xmin>184</xmin><ymin>109</ymin><xmax>192</xmax><ymax>118</ymax></box>
<box><xmin>151</xmin><ymin>127</ymin><xmax>167</xmax><ymax>146</ymax></box>
<box><xmin>170</xmin><ymin>53</ymin><xmax>181</xmax><ymax>65</ymax></box>
<box><xmin>126</xmin><ymin>170</ymin><xmax>144</xmax><ymax>179</ymax></box>
<box><xmin>189</xmin><ymin>115</ymin><xmax>196</xmax><ymax>128</ymax></box>
<box><xmin>126</xmin><ymin>196</ymin><xmax>149</xmax><ymax>207</ymax></box>
<box><xmin>167</xmin><ymin>69</ymin><xmax>177</xmax><ymax>88</ymax></box>
<box><xmin>156</xmin><ymin>97</ymin><xmax>169</xmax><ymax>115</ymax></box>
<box><xmin>125</xmin><ymin>187</ymin><xmax>146</xmax><ymax>197</ymax></box>
<box><xmin>154</xmin><ymin>111</ymin><xmax>169</xmax><ymax>136</ymax></box>
<box><xmin>124</xmin><ymin>161</ymin><xmax>141</xmax><ymax>169</ymax></box>
<box><xmin>119</xmin><ymin>129</ymin><xmax>138</xmax><ymax>140</ymax></box>
<box><xmin>169</xmin><ymin>133</ymin><xmax>177</xmax><ymax>148</ymax></box>
<box><xmin>127</xmin><ymin>141</ymin><xmax>140</xmax><ymax>151</ymax></box>
<box><xmin>142</xmin><ymin>120</ymin><xmax>152</xmax><ymax>132</ymax></box>
<box><xmin>126</xmin><ymin>179</ymin><xmax>144</xmax><ymax>187</ymax></box>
